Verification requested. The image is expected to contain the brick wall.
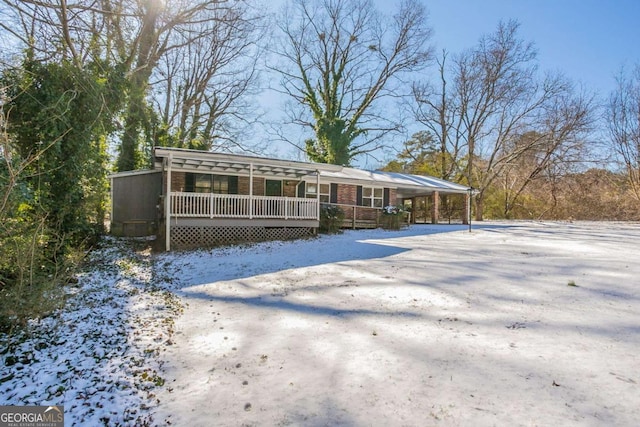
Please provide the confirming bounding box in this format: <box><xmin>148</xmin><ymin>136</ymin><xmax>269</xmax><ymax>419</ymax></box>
<box><xmin>238</xmin><ymin>176</ymin><xmax>250</xmax><ymax>195</ymax></box>
<box><xmin>283</xmin><ymin>180</ymin><xmax>298</xmax><ymax>197</ymax></box>
<box><xmin>171</xmin><ymin>172</ymin><xmax>186</xmax><ymax>192</ymax></box>
<box><xmin>337</xmin><ymin>184</ymin><xmax>358</xmax><ymax>205</ymax></box>
<box><xmin>238</xmin><ymin>176</ymin><xmax>266</xmax><ymax>196</ymax></box>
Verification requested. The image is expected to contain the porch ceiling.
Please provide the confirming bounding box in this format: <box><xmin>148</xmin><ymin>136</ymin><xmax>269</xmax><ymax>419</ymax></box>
<box><xmin>156</xmin><ymin>148</ymin><xmax>321</xmax><ymax>179</ymax></box>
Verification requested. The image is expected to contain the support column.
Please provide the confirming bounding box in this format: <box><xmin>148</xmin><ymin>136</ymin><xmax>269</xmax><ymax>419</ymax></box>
<box><xmin>410</xmin><ymin>197</ymin><xmax>417</xmax><ymax>224</ymax></box>
<box><xmin>431</xmin><ymin>191</ymin><xmax>439</xmax><ymax>224</ymax></box>
<box><xmin>249</xmin><ymin>163</ymin><xmax>254</xmax><ymax>219</ymax></box>
<box><xmin>424</xmin><ymin>196</ymin><xmax>429</xmax><ymax>222</ymax></box>
<box><xmin>463</xmin><ymin>191</ymin><xmax>470</xmax><ymax>225</ymax></box>
<box><xmin>164</xmin><ymin>154</ymin><xmax>173</xmax><ymax>251</ymax></box>
<box><xmin>316</xmin><ymin>170</ymin><xmax>321</xmax><ymax>220</ymax></box>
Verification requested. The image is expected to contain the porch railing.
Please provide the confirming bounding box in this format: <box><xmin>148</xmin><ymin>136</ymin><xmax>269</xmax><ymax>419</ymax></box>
<box><xmin>169</xmin><ymin>192</ymin><xmax>318</xmax><ymax>220</ymax></box>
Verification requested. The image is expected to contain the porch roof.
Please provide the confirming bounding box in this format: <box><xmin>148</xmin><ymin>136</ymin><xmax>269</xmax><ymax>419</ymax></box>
<box><xmin>154</xmin><ymin>147</ymin><xmax>333</xmax><ymax>179</ymax></box>
<box><xmin>152</xmin><ymin>147</ymin><xmax>471</xmax><ymax>196</ymax></box>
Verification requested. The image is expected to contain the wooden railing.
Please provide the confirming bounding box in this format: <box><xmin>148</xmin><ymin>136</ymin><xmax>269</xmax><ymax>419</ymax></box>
<box><xmin>169</xmin><ymin>192</ymin><xmax>318</xmax><ymax>220</ymax></box>
<box><xmin>327</xmin><ymin>203</ymin><xmax>411</xmax><ymax>229</ymax></box>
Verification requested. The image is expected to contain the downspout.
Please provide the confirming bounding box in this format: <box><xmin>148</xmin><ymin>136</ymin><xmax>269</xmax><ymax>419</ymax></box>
<box><xmin>165</xmin><ymin>154</ymin><xmax>172</xmax><ymax>251</ymax></box>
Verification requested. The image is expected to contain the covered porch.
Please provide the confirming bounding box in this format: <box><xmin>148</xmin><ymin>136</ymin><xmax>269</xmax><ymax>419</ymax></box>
<box><xmin>169</xmin><ymin>192</ymin><xmax>318</xmax><ymax>220</ymax></box>
<box><xmin>156</xmin><ymin>148</ymin><xmax>323</xmax><ymax>250</ymax></box>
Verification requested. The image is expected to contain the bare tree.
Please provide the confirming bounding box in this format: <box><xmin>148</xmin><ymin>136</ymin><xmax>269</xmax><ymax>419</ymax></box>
<box><xmin>273</xmin><ymin>0</ymin><xmax>433</xmax><ymax>165</ymax></box>
<box><xmin>497</xmin><ymin>85</ymin><xmax>595</xmax><ymax>217</ymax></box>
<box><xmin>113</xmin><ymin>0</ymin><xmax>261</xmax><ymax>170</ymax></box>
<box><xmin>151</xmin><ymin>2</ymin><xmax>263</xmax><ymax>152</ymax></box>
<box><xmin>607</xmin><ymin>65</ymin><xmax>640</xmax><ymax>201</ymax></box>
<box><xmin>412</xmin><ymin>50</ymin><xmax>465</xmax><ymax>180</ymax></box>
<box><xmin>457</xmin><ymin>20</ymin><xmax>545</xmax><ymax>219</ymax></box>
<box><xmin>0</xmin><ymin>0</ymin><xmax>265</xmax><ymax>170</ymax></box>
<box><xmin>413</xmin><ymin>20</ymin><xmax>575</xmax><ymax>220</ymax></box>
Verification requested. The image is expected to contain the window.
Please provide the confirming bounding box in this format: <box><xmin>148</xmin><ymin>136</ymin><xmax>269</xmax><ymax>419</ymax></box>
<box><xmin>363</xmin><ymin>187</ymin><xmax>383</xmax><ymax>208</ymax></box>
<box><xmin>212</xmin><ymin>175</ymin><xmax>229</xmax><ymax>194</ymax></box>
<box><xmin>265</xmin><ymin>179</ymin><xmax>282</xmax><ymax>196</ymax></box>
<box><xmin>189</xmin><ymin>174</ymin><xmax>236</xmax><ymax>194</ymax></box>
<box><xmin>194</xmin><ymin>174</ymin><xmax>212</xmax><ymax>193</ymax></box>
<box><xmin>305</xmin><ymin>183</ymin><xmax>330</xmax><ymax>202</ymax></box>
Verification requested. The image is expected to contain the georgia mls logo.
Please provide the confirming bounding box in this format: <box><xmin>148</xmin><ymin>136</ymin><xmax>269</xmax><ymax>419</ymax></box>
<box><xmin>0</xmin><ymin>405</ymin><xmax>64</xmax><ymax>427</ymax></box>
<box><xmin>44</xmin><ymin>406</ymin><xmax>63</xmax><ymax>417</ymax></box>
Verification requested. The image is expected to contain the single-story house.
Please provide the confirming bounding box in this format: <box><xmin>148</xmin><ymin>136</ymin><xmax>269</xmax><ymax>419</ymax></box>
<box><xmin>110</xmin><ymin>147</ymin><xmax>472</xmax><ymax>250</ymax></box>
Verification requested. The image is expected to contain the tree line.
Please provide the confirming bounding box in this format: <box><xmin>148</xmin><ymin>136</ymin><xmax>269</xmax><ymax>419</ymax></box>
<box><xmin>381</xmin><ymin>20</ymin><xmax>639</xmax><ymax>221</ymax></box>
<box><xmin>0</xmin><ymin>0</ymin><xmax>638</xmax><ymax>329</ymax></box>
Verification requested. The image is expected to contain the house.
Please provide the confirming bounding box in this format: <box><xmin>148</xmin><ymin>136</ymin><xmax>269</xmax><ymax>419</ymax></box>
<box><xmin>109</xmin><ymin>147</ymin><xmax>472</xmax><ymax>250</ymax></box>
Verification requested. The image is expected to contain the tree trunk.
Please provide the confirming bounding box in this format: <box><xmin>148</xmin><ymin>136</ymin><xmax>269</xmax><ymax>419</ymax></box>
<box><xmin>474</xmin><ymin>192</ymin><xmax>484</xmax><ymax>221</ymax></box>
<box><xmin>116</xmin><ymin>0</ymin><xmax>161</xmax><ymax>171</ymax></box>
<box><xmin>117</xmin><ymin>84</ymin><xmax>146</xmax><ymax>171</ymax></box>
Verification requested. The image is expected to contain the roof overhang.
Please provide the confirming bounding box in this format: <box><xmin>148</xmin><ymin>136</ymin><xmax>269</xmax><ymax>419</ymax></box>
<box><xmin>108</xmin><ymin>169</ymin><xmax>162</xmax><ymax>180</ymax></box>
<box><xmin>152</xmin><ymin>147</ymin><xmax>471</xmax><ymax>196</ymax></box>
<box><xmin>302</xmin><ymin>168</ymin><xmax>471</xmax><ymax>196</ymax></box>
<box><xmin>154</xmin><ymin>147</ymin><xmax>339</xmax><ymax>179</ymax></box>
<box><xmin>376</xmin><ymin>172</ymin><xmax>471</xmax><ymax>196</ymax></box>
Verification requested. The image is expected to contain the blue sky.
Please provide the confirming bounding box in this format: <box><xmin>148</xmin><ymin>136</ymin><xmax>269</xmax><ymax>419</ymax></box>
<box><xmin>261</xmin><ymin>0</ymin><xmax>640</xmax><ymax>164</ymax></box>
<box><xmin>413</xmin><ymin>0</ymin><xmax>640</xmax><ymax>96</ymax></box>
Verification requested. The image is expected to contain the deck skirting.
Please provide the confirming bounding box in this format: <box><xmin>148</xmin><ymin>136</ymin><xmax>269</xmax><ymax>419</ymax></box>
<box><xmin>169</xmin><ymin>224</ymin><xmax>317</xmax><ymax>249</ymax></box>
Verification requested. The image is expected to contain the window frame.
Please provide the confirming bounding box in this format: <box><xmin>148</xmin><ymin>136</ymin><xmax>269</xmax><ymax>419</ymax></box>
<box><xmin>362</xmin><ymin>186</ymin><xmax>384</xmax><ymax>208</ymax></box>
<box><xmin>190</xmin><ymin>173</ymin><xmax>236</xmax><ymax>194</ymax></box>
<box><xmin>265</xmin><ymin>179</ymin><xmax>283</xmax><ymax>197</ymax></box>
<box><xmin>305</xmin><ymin>182</ymin><xmax>330</xmax><ymax>203</ymax></box>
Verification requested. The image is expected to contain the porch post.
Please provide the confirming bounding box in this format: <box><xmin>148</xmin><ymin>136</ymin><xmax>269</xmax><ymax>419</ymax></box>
<box><xmin>431</xmin><ymin>191</ymin><xmax>439</xmax><ymax>224</ymax></box>
<box><xmin>424</xmin><ymin>196</ymin><xmax>429</xmax><ymax>222</ymax></box>
<box><xmin>316</xmin><ymin>170</ymin><xmax>321</xmax><ymax>220</ymax></box>
<box><xmin>165</xmin><ymin>154</ymin><xmax>173</xmax><ymax>251</ymax></box>
<box><xmin>249</xmin><ymin>163</ymin><xmax>254</xmax><ymax>219</ymax></box>
<box><xmin>463</xmin><ymin>190</ymin><xmax>471</xmax><ymax>226</ymax></box>
<box><xmin>352</xmin><ymin>206</ymin><xmax>356</xmax><ymax>229</ymax></box>
<box><xmin>410</xmin><ymin>197</ymin><xmax>416</xmax><ymax>224</ymax></box>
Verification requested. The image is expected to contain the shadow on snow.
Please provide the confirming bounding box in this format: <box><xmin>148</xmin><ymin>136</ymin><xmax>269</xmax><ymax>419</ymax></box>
<box><xmin>157</xmin><ymin>223</ymin><xmax>491</xmax><ymax>288</ymax></box>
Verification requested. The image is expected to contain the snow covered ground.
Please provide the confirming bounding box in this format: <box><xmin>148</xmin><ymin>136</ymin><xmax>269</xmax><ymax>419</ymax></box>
<box><xmin>2</xmin><ymin>221</ymin><xmax>639</xmax><ymax>426</ymax></box>
<box><xmin>0</xmin><ymin>239</ymin><xmax>183</xmax><ymax>425</ymax></box>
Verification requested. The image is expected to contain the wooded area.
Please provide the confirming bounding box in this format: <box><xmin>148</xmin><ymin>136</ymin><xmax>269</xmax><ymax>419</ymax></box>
<box><xmin>0</xmin><ymin>0</ymin><xmax>638</xmax><ymax>329</ymax></box>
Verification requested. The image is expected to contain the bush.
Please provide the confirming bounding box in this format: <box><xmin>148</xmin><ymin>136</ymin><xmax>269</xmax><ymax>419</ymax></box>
<box><xmin>0</xmin><ymin>218</ymin><xmax>69</xmax><ymax>334</ymax></box>
<box><xmin>0</xmin><ymin>58</ymin><xmax>115</xmax><ymax>333</ymax></box>
<box><xmin>381</xmin><ymin>205</ymin><xmax>405</xmax><ymax>230</ymax></box>
<box><xmin>319</xmin><ymin>204</ymin><xmax>345</xmax><ymax>234</ymax></box>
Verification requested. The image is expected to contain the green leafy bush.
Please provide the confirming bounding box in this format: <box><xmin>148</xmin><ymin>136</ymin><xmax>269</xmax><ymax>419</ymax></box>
<box><xmin>0</xmin><ymin>57</ymin><xmax>119</xmax><ymax>333</ymax></box>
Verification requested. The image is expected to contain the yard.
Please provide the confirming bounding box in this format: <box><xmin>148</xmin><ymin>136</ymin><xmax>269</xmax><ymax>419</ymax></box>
<box><xmin>153</xmin><ymin>221</ymin><xmax>640</xmax><ymax>426</ymax></box>
<box><xmin>1</xmin><ymin>221</ymin><xmax>638</xmax><ymax>426</ymax></box>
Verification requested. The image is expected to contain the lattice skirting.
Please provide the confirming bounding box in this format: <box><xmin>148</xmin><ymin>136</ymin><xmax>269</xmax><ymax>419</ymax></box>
<box><xmin>170</xmin><ymin>226</ymin><xmax>316</xmax><ymax>249</ymax></box>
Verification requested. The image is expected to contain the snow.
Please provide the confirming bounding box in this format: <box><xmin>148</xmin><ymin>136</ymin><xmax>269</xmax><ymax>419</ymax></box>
<box><xmin>0</xmin><ymin>240</ymin><xmax>182</xmax><ymax>425</ymax></box>
<box><xmin>2</xmin><ymin>222</ymin><xmax>640</xmax><ymax>426</ymax></box>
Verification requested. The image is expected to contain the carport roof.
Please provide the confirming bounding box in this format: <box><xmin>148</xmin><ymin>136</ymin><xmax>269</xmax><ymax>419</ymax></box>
<box><xmin>311</xmin><ymin>168</ymin><xmax>470</xmax><ymax>195</ymax></box>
